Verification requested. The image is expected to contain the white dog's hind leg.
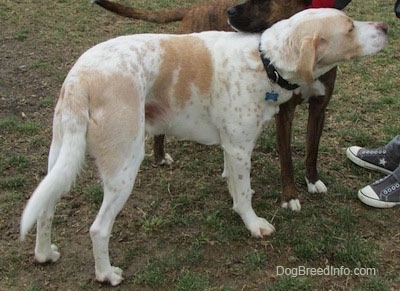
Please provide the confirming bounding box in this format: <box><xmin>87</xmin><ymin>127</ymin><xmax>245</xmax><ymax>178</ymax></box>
<box><xmin>90</xmin><ymin>133</ymin><xmax>145</xmax><ymax>286</ymax></box>
<box><xmin>34</xmin><ymin>137</ymin><xmax>61</xmax><ymax>263</ymax></box>
<box><xmin>222</xmin><ymin>144</ymin><xmax>275</xmax><ymax>237</ymax></box>
<box><xmin>34</xmin><ymin>208</ymin><xmax>60</xmax><ymax>263</ymax></box>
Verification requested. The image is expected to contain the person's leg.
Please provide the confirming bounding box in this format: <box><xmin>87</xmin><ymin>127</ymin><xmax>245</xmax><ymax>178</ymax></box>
<box><xmin>385</xmin><ymin>135</ymin><xmax>400</xmax><ymax>162</ymax></box>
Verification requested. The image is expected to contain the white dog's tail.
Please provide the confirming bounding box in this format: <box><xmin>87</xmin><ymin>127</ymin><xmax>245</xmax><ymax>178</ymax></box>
<box><xmin>20</xmin><ymin>84</ymin><xmax>88</xmax><ymax>240</ymax></box>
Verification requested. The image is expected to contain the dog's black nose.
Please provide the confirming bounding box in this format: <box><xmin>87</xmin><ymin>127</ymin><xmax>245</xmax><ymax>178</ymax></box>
<box><xmin>227</xmin><ymin>7</ymin><xmax>237</xmax><ymax>17</ymax></box>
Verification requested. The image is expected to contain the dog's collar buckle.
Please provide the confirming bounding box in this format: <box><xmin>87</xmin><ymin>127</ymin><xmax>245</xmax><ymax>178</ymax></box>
<box><xmin>266</xmin><ymin>65</ymin><xmax>280</xmax><ymax>84</ymax></box>
<box><xmin>259</xmin><ymin>46</ymin><xmax>300</xmax><ymax>91</ymax></box>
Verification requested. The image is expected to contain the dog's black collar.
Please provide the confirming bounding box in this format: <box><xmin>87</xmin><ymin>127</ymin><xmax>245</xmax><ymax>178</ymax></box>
<box><xmin>259</xmin><ymin>46</ymin><xmax>300</xmax><ymax>91</ymax></box>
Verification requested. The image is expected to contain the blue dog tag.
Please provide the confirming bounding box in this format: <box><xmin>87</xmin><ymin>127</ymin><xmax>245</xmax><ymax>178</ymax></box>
<box><xmin>265</xmin><ymin>91</ymin><xmax>279</xmax><ymax>102</ymax></box>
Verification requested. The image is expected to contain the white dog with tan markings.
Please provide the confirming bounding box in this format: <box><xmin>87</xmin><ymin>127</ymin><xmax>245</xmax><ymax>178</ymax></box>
<box><xmin>21</xmin><ymin>9</ymin><xmax>387</xmax><ymax>286</ymax></box>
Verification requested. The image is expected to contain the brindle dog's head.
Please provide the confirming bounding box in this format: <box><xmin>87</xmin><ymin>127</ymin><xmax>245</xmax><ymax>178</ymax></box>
<box><xmin>227</xmin><ymin>0</ymin><xmax>312</xmax><ymax>32</ymax></box>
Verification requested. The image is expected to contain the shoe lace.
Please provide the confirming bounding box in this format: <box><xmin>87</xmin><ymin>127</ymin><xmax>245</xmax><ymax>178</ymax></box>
<box><xmin>372</xmin><ymin>175</ymin><xmax>390</xmax><ymax>185</ymax></box>
<box><xmin>373</xmin><ymin>175</ymin><xmax>400</xmax><ymax>195</ymax></box>
<box><xmin>362</xmin><ymin>148</ymin><xmax>387</xmax><ymax>155</ymax></box>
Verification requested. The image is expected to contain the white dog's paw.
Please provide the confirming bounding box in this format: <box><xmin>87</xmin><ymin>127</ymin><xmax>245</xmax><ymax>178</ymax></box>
<box><xmin>96</xmin><ymin>266</ymin><xmax>123</xmax><ymax>286</ymax></box>
<box><xmin>306</xmin><ymin>178</ymin><xmax>327</xmax><ymax>193</ymax></box>
<box><xmin>248</xmin><ymin>217</ymin><xmax>275</xmax><ymax>238</ymax></box>
<box><xmin>159</xmin><ymin>153</ymin><xmax>174</xmax><ymax>166</ymax></box>
<box><xmin>281</xmin><ymin>199</ymin><xmax>301</xmax><ymax>212</ymax></box>
<box><xmin>34</xmin><ymin>244</ymin><xmax>60</xmax><ymax>263</ymax></box>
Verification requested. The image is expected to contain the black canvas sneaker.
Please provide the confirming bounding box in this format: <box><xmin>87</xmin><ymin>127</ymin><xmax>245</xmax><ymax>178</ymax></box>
<box><xmin>346</xmin><ymin>146</ymin><xmax>398</xmax><ymax>175</ymax></box>
<box><xmin>358</xmin><ymin>174</ymin><xmax>400</xmax><ymax>208</ymax></box>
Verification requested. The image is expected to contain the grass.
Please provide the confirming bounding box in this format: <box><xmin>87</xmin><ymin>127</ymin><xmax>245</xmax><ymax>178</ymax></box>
<box><xmin>0</xmin><ymin>116</ymin><xmax>40</xmax><ymax>134</ymax></box>
<box><xmin>175</xmin><ymin>271</ymin><xmax>210</xmax><ymax>290</ymax></box>
<box><xmin>1</xmin><ymin>0</ymin><xmax>400</xmax><ymax>290</ymax></box>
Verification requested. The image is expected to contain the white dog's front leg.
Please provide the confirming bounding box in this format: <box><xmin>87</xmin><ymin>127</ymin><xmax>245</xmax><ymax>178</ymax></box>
<box><xmin>223</xmin><ymin>146</ymin><xmax>275</xmax><ymax>238</ymax></box>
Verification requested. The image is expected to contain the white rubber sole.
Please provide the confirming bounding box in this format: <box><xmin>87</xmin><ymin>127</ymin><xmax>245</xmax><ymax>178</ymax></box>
<box><xmin>358</xmin><ymin>186</ymin><xmax>399</xmax><ymax>208</ymax></box>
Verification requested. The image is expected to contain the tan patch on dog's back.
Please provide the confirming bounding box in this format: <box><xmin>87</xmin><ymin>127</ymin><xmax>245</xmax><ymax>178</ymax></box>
<box><xmin>154</xmin><ymin>36</ymin><xmax>213</xmax><ymax>108</ymax></box>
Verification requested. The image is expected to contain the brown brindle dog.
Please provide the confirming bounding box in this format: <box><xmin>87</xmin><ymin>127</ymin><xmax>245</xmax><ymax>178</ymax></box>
<box><xmin>93</xmin><ymin>0</ymin><xmax>237</xmax><ymax>33</ymax></box>
<box><xmin>93</xmin><ymin>0</ymin><xmax>312</xmax><ymax>33</ymax></box>
<box><xmin>93</xmin><ymin>0</ymin><xmax>337</xmax><ymax>210</ymax></box>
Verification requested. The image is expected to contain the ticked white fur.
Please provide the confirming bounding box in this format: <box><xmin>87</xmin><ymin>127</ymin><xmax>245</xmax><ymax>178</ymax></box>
<box><xmin>21</xmin><ymin>9</ymin><xmax>387</xmax><ymax>286</ymax></box>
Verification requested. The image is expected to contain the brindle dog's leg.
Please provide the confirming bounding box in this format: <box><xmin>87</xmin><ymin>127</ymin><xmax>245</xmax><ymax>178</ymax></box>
<box><xmin>305</xmin><ymin>67</ymin><xmax>337</xmax><ymax>192</ymax></box>
<box><xmin>276</xmin><ymin>94</ymin><xmax>303</xmax><ymax>211</ymax></box>
<box><xmin>153</xmin><ymin>134</ymin><xmax>173</xmax><ymax>165</ymax></box>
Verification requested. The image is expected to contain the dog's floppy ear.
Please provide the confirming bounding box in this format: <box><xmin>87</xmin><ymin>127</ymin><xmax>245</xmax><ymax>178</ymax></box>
<box><xmin>296</xmin><ymin>33</ymin><xmax>328</xmax><ymax>84</ymax></box>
